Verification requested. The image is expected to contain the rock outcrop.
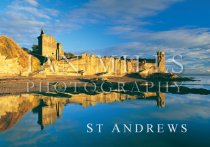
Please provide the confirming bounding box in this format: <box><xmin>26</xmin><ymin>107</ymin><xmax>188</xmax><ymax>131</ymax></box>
<box><xmin>0</xmin><ymin>36</ymin><xmax>41</xmax><ymax>76</ymax></box>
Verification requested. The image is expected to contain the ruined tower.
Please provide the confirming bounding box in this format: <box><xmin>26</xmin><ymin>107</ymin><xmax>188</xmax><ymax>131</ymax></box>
<box><xmin>157</xmin><ymin>51</ymin><xmax>165</xmax><ymax>73</ymax></box>
<box><xmin>37</xmin><ymin>28</ymin><xmax>64</xmax><ymax>60</ymax></box>
<box><xmin>56</xmin><ymin>43</ymin><xmax>64</xmax><ymax>60</ymax></box>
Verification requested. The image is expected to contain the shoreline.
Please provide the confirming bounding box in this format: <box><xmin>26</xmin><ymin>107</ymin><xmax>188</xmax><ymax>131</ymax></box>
<box><xmin>0</xmin><ymin>75</ymin><xmax>209</xmax><ymax>96</ymax></box>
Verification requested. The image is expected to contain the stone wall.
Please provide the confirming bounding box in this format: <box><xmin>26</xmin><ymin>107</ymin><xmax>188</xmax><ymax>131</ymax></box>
<box><xmin>56</xmin><ymin>43</ymin><xmax>64</xmax><ymax>60</ymax></box>
<box><xmin>157</xmin><ymin>51</ymin><xmax>165</xmax><ymax>73</ymax></box>
<box><xmin>43</xmin><ymin>53</ymin><xmax>157</xmax><ymax>76</ymax></box>
<box><xmin>37</xmin><ymin>29</ymin><xmax>64</xmax><ymax>61</ymax></box>
<box><xmin>38</xmin><ymin>34</ymin><xmax>57</xmax><ymax>59</ymax></box>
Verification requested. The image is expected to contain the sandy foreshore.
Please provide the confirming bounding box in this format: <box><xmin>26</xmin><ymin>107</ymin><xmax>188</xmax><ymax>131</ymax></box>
<box><xmin>0</xmin><ymin>76</ymin><xmax>146</xmax><ymax>94</ymax></box>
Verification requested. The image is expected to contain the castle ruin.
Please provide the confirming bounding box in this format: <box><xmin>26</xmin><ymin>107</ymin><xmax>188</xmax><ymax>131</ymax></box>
<box><xmin>157</xmin><ymin>51</ymin><xmax>165</xmax><ymax>73</ymax></box>
<box><xmin>36</xmin><ymin>28</ymin><xmax>166</xmax><ymax>77</ymax></box>
<box><xmin>37</xmin><ymin>28</ymin><xmax>64</xmax><ymax>60</ymax></box>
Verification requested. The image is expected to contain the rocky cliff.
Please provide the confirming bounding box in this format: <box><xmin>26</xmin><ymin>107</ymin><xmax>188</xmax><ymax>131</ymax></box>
<box><xmin>0</xmin><ymin>36</ymin><xmax>41</xmax><ymax>76</ymax></box>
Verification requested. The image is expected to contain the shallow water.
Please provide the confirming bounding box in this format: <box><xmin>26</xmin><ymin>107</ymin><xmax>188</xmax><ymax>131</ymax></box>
<box><xmin>0</xmin><ymin>76</ymin><xmax>209</xmax><ymax>147</ymax></box>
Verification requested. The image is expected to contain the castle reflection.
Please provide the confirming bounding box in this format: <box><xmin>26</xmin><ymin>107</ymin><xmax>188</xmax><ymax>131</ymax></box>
<box><xmin>0</xmin><ymin>91</ymin><xmax>165</xmax><ymax>132</ymax></box>
<box><xmin>33</xmin><ymin>99</ymin><xmax>65</xmax><ymax>130</ymax></box>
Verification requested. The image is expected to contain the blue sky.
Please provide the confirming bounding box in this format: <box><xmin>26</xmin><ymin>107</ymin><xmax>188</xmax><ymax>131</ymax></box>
<box><xmin>0</xmin><ymin>0</ymin><xmax>210</xmax><ymax>74</ymax></box>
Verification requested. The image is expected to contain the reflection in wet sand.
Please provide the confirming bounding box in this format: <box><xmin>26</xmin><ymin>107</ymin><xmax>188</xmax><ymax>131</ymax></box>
<box><xmin>69</xmin><ymin>92</ymin><xmax>165</xmax><ymax>108</ymax></box>
<box><xmin>33</xmin><ymin>99</ymin><xmax>66</xmax><ymax>130</ymax></box>
<box><xmin>0</xmin><ymin>94</ymin><xmax>70</xmax><ymax>132</ymax></box>
<box><xmin>0</xmin><ymin>92</ymin><xmax>165</xmax><ymax>132</ymax></box>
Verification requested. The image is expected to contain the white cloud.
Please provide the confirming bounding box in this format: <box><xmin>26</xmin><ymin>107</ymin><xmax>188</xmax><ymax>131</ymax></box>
<box><xmin>24</xmin><ymin>0</ymin><xmax>38</xmax><ymax>6</ymax></box>
<box><xmin>0</xmin><ymin>0</ymin><xmax>59</xmax><ymax>47</ymax></box>
<box><xmin>125</xmin><ymin>28</ymin><xmax>210</xmax><ymax>49</ymax></box>
<box><xmin>66</xmin><ymin>0</ymin><xmax>182</xmax><ymax>26</ymax></box>
<box><xmin>0</xmin><ymin>0</ymin><xmax>182</xmax><ymax>47</ymax></box>
<box><xmin>8</xmin><ymin>5</ymin><xmax>51</xmax><ymax>19</ymax></box>
<box><xmin>151</xmin><ymin>94</ymin><xmax>210</xmax><ymax>120</ymax></box>
<box><xmin>108</xmin><ymin>26</ymin><xmax>137</xmax><ymax>34</ymax></box>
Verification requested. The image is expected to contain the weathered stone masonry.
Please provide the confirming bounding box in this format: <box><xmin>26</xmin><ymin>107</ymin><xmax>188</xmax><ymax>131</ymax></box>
<box><xmin>36</xmin><ymin>28</ymin><xmax>166</xmax><ymax>77</ymax></box>
<box><xmin>38</xmin><ymin>28</ymin><xmax>64</xmax><ymax>60</ymax></box>
<box><xmin>44</xmin><ymin>51</ymin><xmax>165</xmax><ymax>77</ymax></box>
